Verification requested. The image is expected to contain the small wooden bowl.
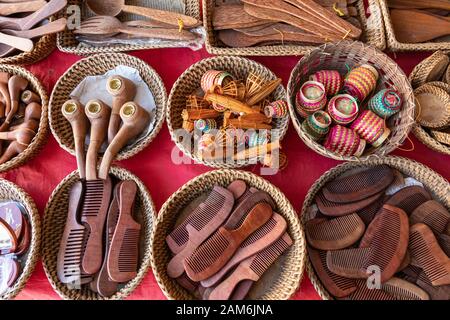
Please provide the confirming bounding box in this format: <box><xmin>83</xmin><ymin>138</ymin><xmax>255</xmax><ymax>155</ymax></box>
<box><xmin>0</xmin><ymin>179</ymin><xmax>40</xmax><ymax>300</ymax></box>
<box><xmin>42</xmin><ymin>166</ymin><xmax>155</xmax><ymax>300</ymax></box>
<box><xmin>152</xmin><ymin>169</ymin><xmax>305</xmax><ymax>300</ymax></box>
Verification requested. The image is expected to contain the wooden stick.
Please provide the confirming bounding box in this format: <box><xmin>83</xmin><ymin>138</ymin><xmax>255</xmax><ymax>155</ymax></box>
<box><xmin>233</xmin><ymin>141</ymin><xmax>280</xmax><ymax>161</ymax></box>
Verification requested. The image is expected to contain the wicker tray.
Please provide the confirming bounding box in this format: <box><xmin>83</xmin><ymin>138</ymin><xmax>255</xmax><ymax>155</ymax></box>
<box><xmin>409</xmin><ymin>51</ymin><xmax>450</xmax><ymax>155</ymax></box>
<box><xmin>42</xmin><ymin>166</ymin><xmax>155</xmax><ymax>300</ymax></box>
<box><xmin>287</xmin><ymin>41</ymin><xmax>415</xmax><ymax>162</ymax></box>
<box><xmin>0</xmin><ymin>179</ymin><xmax>41</xmax><ymax>300</ymax></box>
<box><xmin>167</xmin><ymin>55</ymin><xmax>289</xmax><ymax>169</ymax></box>
<box><xmin>152</xmin><ymin>169</ymin><xmax>305</xmax><ymax>300</ymax></box>
<box><xmin>300</xmin><ymin>156</ymin><xmax>450</xmax><ymax>300</ymax></box>
<box><xmin>380</xmin><ymin>0</ymin><xmax>450</xmax><ymax>51</ymax></box>
<box><xmin>49</xmin><ymin>52</ymin><xmax>167</xmax><ymax>161</ymax></box>
<box><xmin>0</xmin><ymin>64</ymin><xmax>48</xmax><ymax>173</ymax></box>
<box><xmin>203</xmin><ymin>0</ymin><xmax>386</xmax><ymax>56</ymax></box>
<box><xmin>57</xmin><ymin>0</ymin><xmax>201</xmax><ymax>55</ymax></box>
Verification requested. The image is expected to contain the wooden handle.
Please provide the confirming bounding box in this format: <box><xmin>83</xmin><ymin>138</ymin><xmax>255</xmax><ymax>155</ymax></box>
<box><xmin>230</xmin><ymin>203</ymin><xmax>272</xmax><ymax>241</ymax></box>
<box><xmin>388</xmin><ymin>0</ymin><xmax>450</xmax><ymax>11</ymax></box>
<box><xmin>167</xmin><ymin>225</ymin><xmax>199</xmax><ymax>279</ymax></box>
<box><xmin>15</xmin><ymin>18</ymin><xmax>67</xmax><ymax>39</ymax></box>
<box><xmin>208</xmin><ymin>265</ymin><xmax>259</xmax><ymax>300</ymax></box>
<box><xmin>119</xmin><ymin>26</ymin><xmax>197</xmax><ymax>41</ymax></box>
<box><xmin>0</xmin><ymin>32</ymin><xmax>33</xmax><ymax>52</ymax></box>
<box><xmin>22</xmin><ymin>0</ymin><xmax>68</xmax><ymax>31</ymax></box>
<box><xmin>122</xmin><ymin>5</ymin><xmax>200</xmax><ymax>28</ymax></box>
<box><xmin>118</xmin><ymin>181</ymin><xmax>137</xmax><ymax>218</ymax></box>
<box><xmin>0</xmin><ymin>0</ymin><xmax>46</xmax><ymax>16</ymax></box>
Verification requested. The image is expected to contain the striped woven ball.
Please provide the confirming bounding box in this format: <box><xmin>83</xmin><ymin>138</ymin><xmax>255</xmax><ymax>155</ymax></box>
<box><xmin>367</xmin><ymin>89</ymin><xmax>403</xmax><ymax>118</ymax></box>
<box><xmin>264</xmin><ymin>100</ymin><xmax>288</xmax><ymax>118</ymax></box>
<box><xmin>247</xmin><ymin>130</ymin><xmax>271</xmax><ymax>148</ymax></box>
<box><xmin>310</xmin><ymin>70</ymin><xmax>343</xmax><ymax>96</ymax></box>
<box><xmin>302</xmin><ymin>111</ymin><xmax>332</xmax><ymax>141</ymax></box>
<box><xmin>350</xmin><ymin>110</ymin><xmax>386</xmax><ymax>145</ymax></box>
<box><xmin>324</xmin><ymin>125</ymin><xmax>366</xmax><ymax>157</ymax></box>
<box><xmin>343</xmin><ymin>64</ymin><xmax>379</xmax><ymax>102</ymax></box>
<box><xmin>296</xmin><ymin>81</ymin><xmax>327</xmax><ymax>113</ymax></box>
<box><xmin>195</xmin><ymin>119</ymin><xmax>217</xmax><ymax>133</ymax></box>
<box><xmin>327</xmin><ymin>94</ymin><xmax>359</xmax><ymax>125</ymax></box>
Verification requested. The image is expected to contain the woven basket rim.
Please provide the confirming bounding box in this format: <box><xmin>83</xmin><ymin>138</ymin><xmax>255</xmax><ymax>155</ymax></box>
<box><xmin>287</xmin><ymin>40</ymin><xmax>415</xmax><ymax>162</ymax></box>
<box><xmin>0</xmin><ymin>179</ymin><xmax>41</xmax><ymax>300</ymax></box>
<box><xmin>409</xmin><ymin>51</ymin><xmax>450</xmax><ymax>89</ymax></box>
<box><xmin>0</xmin><ymin>33</ymin><xmax>56</xmax><ymax>65</ymax></box>
<box><xmin>300</xmin><ymin>155</ymin><xmax>450</xmax><ymax>300</ymax></box>
<box><xmin>412</xmin><ymin>124</ymin><xmax>450</xmax><ymax>155</ymax></box>
<box><xmin>203</xmin><ymin>0</ymin><xmax>386</xmax><ymax>56</ymax></box>
<box><xmin>48</xmin><ymin>52</ymin><xmax>167</xmax><ymax>161</ymax></box>
<box><xmin>380</xmin><ymin>0</ymin><xmax>450</xmax><ymax>51</ymax></box>
<box><xmin>41</xmin><ymin>166</ymin><xmax>156</xmax><ymax>300</ymax></box>
<box><xmin>166</xmin><ymin>55</ymin><xmax>289</xmax><ymax>169</ymax></box>
<box><xmin>0</xmin><ymin>64</ymin><xmax>49</xmax><ymax>173</ymax></box>
<box><xmin>151</xmin><ymin>169</ymin><xmax>306</xmax><ymax>300</ymax></box>
<box><xmin>57</xmin><ymin>0</ymin><xmax>201</xmax><ymax>55</ymax></box>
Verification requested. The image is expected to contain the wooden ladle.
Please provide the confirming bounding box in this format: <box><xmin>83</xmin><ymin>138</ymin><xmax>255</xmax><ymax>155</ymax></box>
<box><xmin>391</xmin><ymin>9</ymin><xmax>450</xmax><ymax>43</ymax></box>
<box><xmin>85</xmin><ymin>0</ymin><xmax>200</xmax><ymax>28</ymax></box>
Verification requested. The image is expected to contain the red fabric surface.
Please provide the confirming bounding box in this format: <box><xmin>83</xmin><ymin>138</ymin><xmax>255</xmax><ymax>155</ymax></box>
<box><xmin>3</xmin><ymin>48</ymin><xmax>449</xmax><ymax>300</ymax></box>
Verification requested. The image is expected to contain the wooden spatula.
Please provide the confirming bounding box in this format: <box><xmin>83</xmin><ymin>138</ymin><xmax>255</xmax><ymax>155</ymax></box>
<box><xmin>390</xmin><ymin>9</ymin><xmax>450</xmax><ymax>43</ymax></box>
<box><xmin>213</xmin><ymin>4</ymin><xmax>272</xmax><ymax>30</ymax></box>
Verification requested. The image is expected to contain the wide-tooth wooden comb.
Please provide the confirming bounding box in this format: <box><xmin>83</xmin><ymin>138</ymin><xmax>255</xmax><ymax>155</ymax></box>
<box><xmin>305</xmin><ymin>213</ymin><xmax>365</xmax><ymax>250</ymax></box>
<box><xmin>201</xmin><ymin>212</ymin><xmax>287</xmax><ymax>288</ymax></box>
<box><xmin>308</xmin><ymin>246</ymin><xmax>357</xmax><ymax>298</ymax></box>
<box><xmin>386</xmin><ymin>186</ymin><xmax>432</xmax><ymax>215</ymax></box>
<box><xmin>408</xmin><ymin>223</ymin><xmax>450</xmax><ymax>286</ymax></box>
<box><xmin>410</xmin><ymin>200</ymin><xmax>450</xmax><ymax>234</ymax></box>
<box><xmin>185</xmin><ymin>202</ymin><xmax>273</xmax><ymax>282</ymax></box>
<box><xmin>207</xmin><ymin>233</ymin><xmax>293</xmax><ymax>300</ymax></box>
<box><xmin>316</xmin><ymin>191</ymin><xmax>384</xmax><ymax>217</ymax></box>
<box><xmin>322</xmin><ymin>165</ymin><xmax>394</xmax><ymax>203</ymax></box>
<box><xmin>166</xmin><ymin>186</ymin><xmax>235</xmax><ymax>279</ymax></box>
<box><xmin>91</xmin><ymin>181</ymin><xmax>122</xmax><ymax>297</ymax></box>
<box><xmin>327</xmin><ymin>205</ymin><xmax>409</xmax><ymax>282</ymax></box>
<box><xmin>356</xmin><ymin>194</ymin><xmax>389</xmax><ymax>226</ymax></box>
<box><xmin>166</xmin><ymin>182</ymin><xmax>245</xmax><ymax>255</ymax></box>
<box><xmin>107</xmin><ymin>180</ymin><xmax>140</xmax><ymax>283</ymax></box>
<box><xmin>57</xmin><ymin>182</ymin><xmax>92</xmax><ymax>286</ymax></box>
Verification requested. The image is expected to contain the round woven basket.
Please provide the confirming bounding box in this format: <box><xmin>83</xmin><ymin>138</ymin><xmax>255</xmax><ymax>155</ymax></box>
<box><xmin>287</xmin><ymin>41</ymin><xmax>415</xmax><ymax>162</ymax></box>
<box><xmin>0</xmin><ymin>64</ymin><xmax>48</xmax><ymax>173</ymax></box>
<box><xmin>42</xmin><ymin>166</ymin><xmax>156</xmax><ymax>300</ymax></box>
<box><xmin>167</xmin><ymin>56</ymin><xmax>289</xmax><ymax>168</ymax></box>
<box><xmin>409</xmin><ymin>52</ymin><xmax>450</xmax><ymax>155</ymax></box>
<box><xmin>49</xmin><ymin>53</ymin><xmax>167</xmax><ymax>161</ymax></box>
<box><xmin>409</xmin><ymin>51</ymin><xmax>450</xmax><ymax>89</ymax></box>
<box><xmin>152</xmin><ymin>169</ymin><xmax>305</xmax><ymax>300</ymax></box>
<box><xmin>0</xmin><ymin>179</ymin><xmax>41</xmax><ymax>300</ymax></box>
<box><xmin>300</xmin><ymin>156</ymin><xmax>450</xmax><ymax>300</ymax></box>
<box><xmin>0</xmin><ymin>34</ymin><xmax>56</xmax><ymax>65</ymax></box>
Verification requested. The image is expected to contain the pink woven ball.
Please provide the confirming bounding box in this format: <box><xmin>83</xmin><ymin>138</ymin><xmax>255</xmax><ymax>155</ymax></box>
<box><xmin>310</xmin><ymin>70</ymin><xmax>343</xmax><ymax>96</ymax></box>
<box><xmin>324</xmin><ymin>125</ymin><xmax>366</xmax><ymax>157</ymax></box>
<box><xmin>296</xmin><ymin>81</ymin><xmax>327</xmax><ymax>113</ymax></box>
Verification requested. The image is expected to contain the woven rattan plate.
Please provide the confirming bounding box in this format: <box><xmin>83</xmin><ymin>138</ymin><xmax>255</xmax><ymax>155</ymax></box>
<box><xmin>415</xmin><ymin>84</ymin><xmax>450</xmax><ymax>129</ymax></box>
<box><xmin>42</xmin><ymin>166</ymin><xmax>155</xmax><ymax>300</ymax></box>
<box><xmin>409</xmin><ymin>51</ymin><xmax>450</xmax><ymax>89</ymax></box>
<box><xmin>152</xmin><ymin>169</ymin><xmax>305</xmax><ymax>300</ymax></box>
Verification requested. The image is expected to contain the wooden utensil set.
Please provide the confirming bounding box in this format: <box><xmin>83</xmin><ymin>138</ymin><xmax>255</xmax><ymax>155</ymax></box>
<box><xmin>388</xmin><ymin>0</ymin><xmax>450</xmax><ymax>43</ymax></box>
<box><xmin>0</xmin><ymin>72</ymin><xmax>41</xmax><ymax>164</ymax></box>
<box><xmin>56</xmin><ymin>74</ymin><xmax>150</xmax><ymax>297</ymax></box>
<box><xmin>306</xmin><ymin>165</ymin><xmax>450</xmax><ymax>300</ymax></box>
<box><xmin>165</xmin><ymin>180</ymin><xmax>293</xmax><ymax>300</ymax></box>
<box><xmin>212</xmin><ymin>0</ymin><xmax>362</xmax><ymax>48</ymax></box>
<box><xmin>0</xmin><ymin>202</ymin><xmax>31</xmax><ymax>295</ymax></box>
<box><xmin>0</xmin><ymin>0</ymin><xmax>67</xmax><ymax>57</ymax></box>
<box><xmin>73</xmin><ymin>0</ymin><xmax>201</xmax><ymax>44</ymax></box>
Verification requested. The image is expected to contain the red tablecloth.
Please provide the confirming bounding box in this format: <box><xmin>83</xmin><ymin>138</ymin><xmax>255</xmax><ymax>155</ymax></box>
<box><xmin>3</xmin><ymin>48</ymin><xmax>449</xmax><ymax>300</ymax></box>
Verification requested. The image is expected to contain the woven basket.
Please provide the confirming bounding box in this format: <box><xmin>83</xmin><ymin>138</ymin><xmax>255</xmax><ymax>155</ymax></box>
<box><xmin>380</xmin><ymin>0</ymin><xmax>450</xmax><ymax>51</ymax></box>
<box><xmin>152</xmin><ymin>169</ymin><xmax>305</xmax><ymax>300</ymax></box>
<box><xmin>203</xmin><ymin>0</ymin><xmax>386</xmax><ymax>56</ymax></box>
<box><xmin>409</xmin><ymin>52</ymin><xmax>450</xmax><ymax>155</ymax></box>
<box><xmin>167</xmin><ymin>56</ymin><xmax>289</xmax><ymax>169</ymax></box>
<box><xmin>287</xmin><ymin>41</ymin><xmax>415</xmax><ymax>161</ymax></box>
<box><xmin>49</xmin><ymin>53</ymin><xmax>166</xmax><ymax>161</ymax></box>
<box><xmin>0</xmin><ymin>179</ymin><xmax>41</xmax><ymax>300</ymax></box>
<box><xmin>0</xmin><ymin>64</ymin><xmax>48</xmax><ymax>173</ymax></box>
<box><xmin>300</xmin><ymin>156</ymin><xmax>450</xmax><ymax>300</ymax></box>
<box><xmin>0</xmin><ymin>32</ymin><xmax>56</xmax><ymax>65</ymax></box>
<box><xmin>42</xmin><ymin>166</ymin><xmax>155</xmax><ymax>300</ymax></box>
<box><xmin>57</xmin><ymin>0</ymin><xmax>200</xmax><ymax>55</ymax></box>
<box><xmin>409</xmin><ymin>51</ymin><xmax>450</xmax><ymax>89</ymax></box>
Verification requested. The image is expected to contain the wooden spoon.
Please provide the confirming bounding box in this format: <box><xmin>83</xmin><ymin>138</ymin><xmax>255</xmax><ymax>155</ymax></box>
<box><xmin>213</xmin><ymin>4</ymin><xmax>272</xmax><ymax>30</ymax></box>
<box><xmin>74</xmin><ymin>16</ymin><xmax>197</xmax><ymax>41</ymax></box>
<box><xmin>0</xmin><ymin>0</ymin><xmax>67</xmax><ymax>31</ymax></box>
<box><xmin>390</xmin><ymin>9</ymin><xmax>450</xmax><ymax>43</ymax></box>
<box><xmin>0</xmin><ymin>32</ymin><xmax>33</xmax><ymax>55</ymax></box>
<box><xmin>0</xmin><ymin>0</ymin><xmax>46</xmax><ymax>16</ymax></box>
<box><xmin>85</xmin><ymin>0</ymin><xmax>200</xmax><ymax>28</ymax></box>
<box><xmin>388</xmin><ymin>0</ymin><xmax>450</xmax><ymax>11</ymax></box>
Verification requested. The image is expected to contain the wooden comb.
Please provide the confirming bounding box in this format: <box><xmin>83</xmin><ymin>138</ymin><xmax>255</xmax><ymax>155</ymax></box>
<box><xmin>91</xmin><ymin>181</ymin><xmax>122</xmax><ymax>297</ymax></box>
<box><xmin>229</xmin><ymin>280</ymin><xmax>255</xmax><ymax>300</ymax></box>
<box><xmin>166</xmin><ymin>183</ymin><xmax>240</xmax><ymax>255</ymax></box>
<box><xmin>356</xmin><ymin>194</ymin><xmax>389</xmax><ymax>226</ymax></box>
<box><xmin>386</xmin><ymin>186</ymin><xmax>432</xmax><ymax>215</ymax></box>
<box><xmin>176</xmin><ymin>274</ymin><xmax>198</xmax><ymax>293</ymax></box>
<box><xmin>207</xmin><ymin>233</ymin><xmax>293</xmax><ymax>300</ymax></box>
<box><xmin>327</xmin><ymin>205</ymin><xmax>409</xmax><ymax>282</ymax></box>
<box><xmin>322</xmin><ymin>165</ymin><xmax>394</xmax><ymax>203</ymax></box>
<box><xmin>341</xmin><ymin>280</ymin><xmax>396</xmax><ymax>300</ymax></box>
<box><xmin>305</xmin><ymin>213</ymin><xmax>365</xmax><ymax>250</ymax></box>
<box><xmin>166</xmin><ymin>186</ymin><xmax>235</xmax><ymax>279</ymax></box>
<box><xmin>201</xmin><ymin>212</ymin><xmax>287</xmax><ymax>288</ymax></box>
<box><xmin>108</xmin><ymin>180</ymin><xmax>140</xmax><ymax>283</ymax></box>
<box><xmin>410</xmin><ymin>200</ymin><xmax>450</xmax><ymax>234</ymax></box>
<box><xmin>316</xmin><ymin>190</ymin><xmax>384</xmax><ymax>217</ymax></box>
<box><xmin>382</xmin><ymin>277</ymin><xmax>429</xmax><ymax>300</ymax></box>
<box><xmin>408</xmin><ymin>223</ymin><xmax>450</xmax><ymax>286</ymax></box>
<box><xmin>57</xmin><ymin>182</ymin><xmax>91</xmax><ymax>285</ymax></box>
<box><xmin>308</xmin><ymin>246</ymin><xmax>357</xmax><ymax>298</ymax></box>
<box><xmin>184</xmin><ymin>202</ymin><xmax>273</xmax><ymax>282</ymax></box>
<box><xmin>415</xmin><ymin>268</ymin><xmax>450</xmax><ymax>300</ymax></box>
